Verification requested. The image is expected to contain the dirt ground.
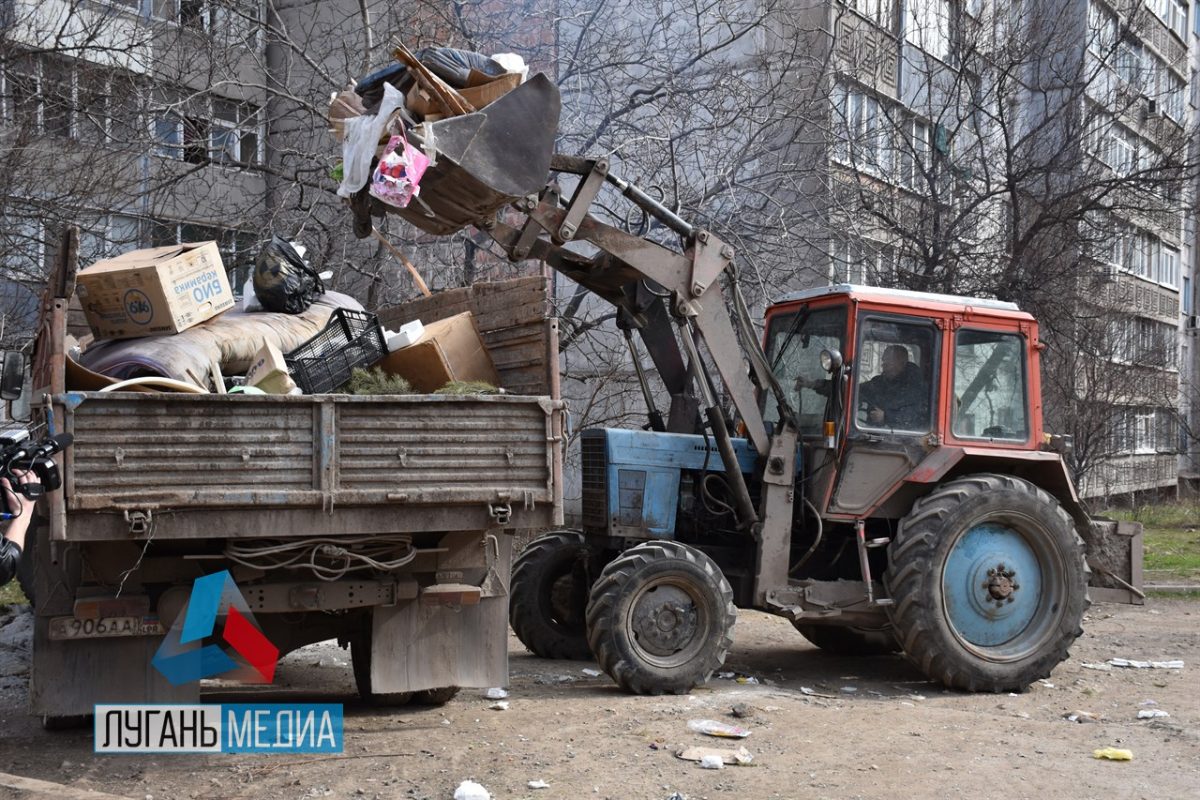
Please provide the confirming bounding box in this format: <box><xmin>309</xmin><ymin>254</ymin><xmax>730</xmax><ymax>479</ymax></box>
<box><xmin>1</xmin><ymin>598</ymin><xmax>1197</xmax><ymax>800</ymax></box>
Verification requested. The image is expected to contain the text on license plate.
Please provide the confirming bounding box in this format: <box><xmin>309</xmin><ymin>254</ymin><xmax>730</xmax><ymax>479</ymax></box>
<box><xmin>49</xmin><ymin>615</ymin><xmax>166</xmax><ymax>640</ymax></box>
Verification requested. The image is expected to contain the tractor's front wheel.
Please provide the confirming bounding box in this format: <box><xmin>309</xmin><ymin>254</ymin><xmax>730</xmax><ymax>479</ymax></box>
<box><xmin>885</xmin><ymin>474</ymin><xmax>1089</xmax><ymax>692</ymax></box>
<box><xmin>585</xmin><ymin>541</ymin><xmax>735</xmax><ymax>695</ymax></box>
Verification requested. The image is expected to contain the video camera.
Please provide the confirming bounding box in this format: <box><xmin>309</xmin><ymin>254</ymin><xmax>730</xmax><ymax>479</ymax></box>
<box><xmin>0</xmin><ymin>428</ymin><xmax>73</xmax><ymax>519</ymax></box>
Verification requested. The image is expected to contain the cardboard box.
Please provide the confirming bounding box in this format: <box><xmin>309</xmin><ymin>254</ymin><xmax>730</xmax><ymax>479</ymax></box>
<box><xmin>75</xmin><ymin>242</ymin><xmax>234</xmax><ymax>341</ymax></box>
<box><xmin>244</xmin><ymin>341</ymin><xmax>297</xmax><ymax>394</ymax></box>
<box><xmin>378</xmin><ymin>311</ymin><xmax>500</xmax><ymax>392</ymax></box>
<box><xmin>406</xmin><ymin>72</ymin><xmax>522</xmax><ymax>116</ymax></box>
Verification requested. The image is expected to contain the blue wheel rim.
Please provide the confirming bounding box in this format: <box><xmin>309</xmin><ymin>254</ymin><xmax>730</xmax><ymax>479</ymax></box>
<box><xmin>941</xmin><ymin>521</ymin><xmax>1055</xmax><ymax>655</ymax></box>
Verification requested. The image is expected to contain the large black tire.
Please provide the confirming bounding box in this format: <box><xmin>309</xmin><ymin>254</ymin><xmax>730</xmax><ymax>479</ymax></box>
<box><xmin>351</xmin><ymin>632</ymin><xmax>413</xmax><ymax>707</ymax></box>
<box><xmin>585</xmin><ymin>540</ymin><xmax>735</xmax><ymax>695</ymax></box>
<box><xmin>793</xmin><ymin>622</ymin><xmax>901</xmax><ymax>656</ymax></box>
<box><xmin>411</xmin><ymin>686</ymin><xmax>460</xmax><ymax>706</ymax></box>
<box><xmin>509</xmin><ymin>531</ymin><xmax>593</xmax><ymax>660</ymax></box>
<box><xmin>885</xmin><ymin>473</ymin><xmax>1089</xmax><ymax>692</ymax></box>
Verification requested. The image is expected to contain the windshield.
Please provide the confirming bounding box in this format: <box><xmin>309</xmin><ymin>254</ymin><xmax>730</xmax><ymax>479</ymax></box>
<box><xmin>763</xmin><ymin>304</ymin><xmax>848</xmax><ymax>435</ymax></box>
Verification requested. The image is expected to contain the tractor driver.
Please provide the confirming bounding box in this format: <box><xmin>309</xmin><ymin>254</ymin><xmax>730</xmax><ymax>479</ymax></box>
<box><xmin>858</xmin><ymin>344</ymin><xmax>928</xmax><ymax>430</ymax></box>
<box><xmin>796</xmin><ymin>344</ymin><xmax>929</xmax><ymax>431</ymax></box>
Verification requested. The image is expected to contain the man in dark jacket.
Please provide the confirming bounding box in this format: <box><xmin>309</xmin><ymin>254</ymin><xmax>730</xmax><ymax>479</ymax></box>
<box><xmin>0</xmin><ymin>473</ymin><xmax>37</xmax><ymax>587</ymax></box>
<box><xmin>859</xmin><ymin>345</ymin><xmax>929</xmax><ymax>430</ymax></box>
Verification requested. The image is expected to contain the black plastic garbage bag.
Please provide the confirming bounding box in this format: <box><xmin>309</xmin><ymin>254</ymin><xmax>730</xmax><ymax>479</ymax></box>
<box><xmin>414</xmin><ymin>47</ymin><xmax>505</xmax><ymax>88</ymax></box>
<box><xmin>253</xmin><ymin>235</ymin><xmax>326</xmax><ymax>314</ymax></box>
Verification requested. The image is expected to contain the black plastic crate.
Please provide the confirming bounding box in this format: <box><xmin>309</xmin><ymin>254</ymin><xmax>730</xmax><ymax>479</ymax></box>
<box><xmin>284</xmin><ymin>308</ymin><xmax>386</xmax><ymax>394</ymax></box>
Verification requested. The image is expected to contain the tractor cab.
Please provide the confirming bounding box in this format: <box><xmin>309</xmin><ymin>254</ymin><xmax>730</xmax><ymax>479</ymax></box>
<box><xmin>763</xmin><ymin>285</ymin><xmax>1049</xmax><ymax>520</ymax></box>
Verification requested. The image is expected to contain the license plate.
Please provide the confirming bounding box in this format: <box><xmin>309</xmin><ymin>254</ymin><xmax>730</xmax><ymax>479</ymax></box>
<box><xmin>49</xmin><ymin>615</ymin><xmax>166</xmax><ymax>641</ymax></box>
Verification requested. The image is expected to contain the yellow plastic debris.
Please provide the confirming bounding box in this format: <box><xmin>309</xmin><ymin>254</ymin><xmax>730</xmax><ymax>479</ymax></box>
<box><xmin>1093</xmin><ymin>747</ymin><xmax>1134</xmax><ymax>761</ymax></box>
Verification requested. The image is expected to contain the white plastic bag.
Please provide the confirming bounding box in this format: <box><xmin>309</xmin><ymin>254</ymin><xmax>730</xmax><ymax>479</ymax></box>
<box><xmin>337</xmin><ymin>82</ymin><xmax>407</xmax><ymax>198</ymax></box>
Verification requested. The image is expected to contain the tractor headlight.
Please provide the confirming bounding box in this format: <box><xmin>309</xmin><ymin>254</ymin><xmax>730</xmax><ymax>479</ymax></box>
<box><xmin>820</xmin><ymin>348</ymin><xmax>843</xmax><ymax>373</ymax></box>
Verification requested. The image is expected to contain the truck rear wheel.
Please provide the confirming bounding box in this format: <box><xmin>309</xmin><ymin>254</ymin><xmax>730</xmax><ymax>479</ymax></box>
<box><xmin>509</xmin><ymin>531</ymin><xmax>593</xmax><ymax>660</ymax></box>
<box><xmin>585</xmin><ymin>540</ymin><xmax>735</xmax><ymax>695</ymax></box>
<box><xmin>412</xmin><ymin>686</ymin><xmax>460</xmax><ymax>706</ymax></box>
<box><xmin>351</xmin><ymin>633</ymin><xmax>413</xmax><ymax>707</ymax></box>
<box><xmin>885</xmin><ymin>474</ymin><xmax>1089</xmax><ymax>692</ymax></box>
<box><xmin>793</xmin><ymin>622</ymin><xmax>900</xmax><ymax>656</ymax></box>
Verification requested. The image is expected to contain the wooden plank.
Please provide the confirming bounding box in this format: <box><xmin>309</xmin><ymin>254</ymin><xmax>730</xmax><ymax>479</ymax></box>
<box><xmin>376</xmin><ymin>277</ymin><xmax>553</xmax><ymax>394</ymax></box>
<box><xmin>0</xmin><ymin>770</ymin><xmax>135</xmax><ymax>799</ymax></box>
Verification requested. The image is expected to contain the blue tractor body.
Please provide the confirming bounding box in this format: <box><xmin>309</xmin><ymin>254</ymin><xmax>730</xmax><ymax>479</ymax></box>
<box><xmin>580</xmin><ymin>427</ymin><xmax>768</xmax><ymax>539</ymax></box>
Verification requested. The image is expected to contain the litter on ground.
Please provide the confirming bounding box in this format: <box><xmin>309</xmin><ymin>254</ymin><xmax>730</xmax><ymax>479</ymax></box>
<box><xmin>677</xmin><ymin>745</ymin><xmax>754</xmax><ymax>766</ymax></box>
<box><xmin>687</xmin><ymin>719</ymin><xmax>752</xmax><ymax>739</ymax></box>
<box><xmin>1093</xmin><ymin>747</ymin><xmax>1134</xmax><ymax>761</ymax></box>
<box><xmin>1107</xmin><ymin>658</ymin><xmax>1184</xmax><ymax>669</ymax></box>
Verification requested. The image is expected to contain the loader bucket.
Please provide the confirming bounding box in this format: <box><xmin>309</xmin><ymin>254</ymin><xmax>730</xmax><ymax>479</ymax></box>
<box><xmin>393</xmin><ymin>73</ymin><xmax>561</xmax><ymax>235</ymax></box>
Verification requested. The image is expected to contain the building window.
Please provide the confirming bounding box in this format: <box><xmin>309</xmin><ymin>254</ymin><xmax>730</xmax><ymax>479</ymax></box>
<box><xmin>832</xmin><ymin>84</ymin><xmax>891</xmax><ymax>176</ymax></box>
<box><xmin>3</xmin><ymin>55</ymin><xmax>140</xmax><ymax>144</ymax></box>
<box><xmin>1154</xmin><ymin>0</ymin><xmax>1190</xmax><ymax>40</ymax></box>
<box><xmin>1156</xmin><ymin>244</ymin><xmax>1178</xmax><ymax>287</ymax></box>
<box><xmin>1184</xmin><ymin>275</ymin><xmax>1193</xmax><ymax>314</ymax></box>
<box><xmin>1088</xmin><ymin>1</ymin><xmax>1118</xmax><ymax>55</ymax></box>
<box><xmin>1163</xmin><ymin>70</ymin><xmax>1186</xmax><ymax>122</ymax></box>
<box><xmin>155</xmin><ymin>1</ymin><xmax>264</xmax><ymax>48</ymax></box>
<box><xmin>149</xmin><ymin>219</ymin><xmax>259</xmax><ymax>289</ymax></box>
<box><xmin>833</xmin><ymin>236</ymin><xmax>898</xmax><ymax>286</ymax></box>
<box><xmin>843</xmin><ymin>0</ymin><xmax>894</xmax><ymax>28</ymax></box>
<box><xmin>907</xmin><ymin>0</ymin><xmax>952</xmax><ymax>61</ymax></box>
<box><xmin>79</xmin><ymin>214</ymin><xmax>143</xmax><ymax>264</ymax></box>
<box><xmin>899</xmin><ymin>119</ymin><xmax>930</xmax><ymax>190</ymax></box>
<box><xmin>153</xmin><ymin>92</ymin><xmax>263</xmax><ymax>166</ymax></box>
<box><xmin>211</xmin><ymin>98</ymin><xmax>261</xmax><ymax>165</ymax></box>
<box><xmin>1109</xmin><ymin>124</ymin><xmax>1138</xmax><ymax>176</ymax></box>
<box><xmin>1116</xmin><ymin>40</ymin><xmax>1145</xmax><ymax>89</ymax></box>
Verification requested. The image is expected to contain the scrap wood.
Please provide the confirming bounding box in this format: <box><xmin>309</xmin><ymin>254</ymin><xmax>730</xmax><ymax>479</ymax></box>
<box><xmin>372</xmin><ymin>226</ymin><xmax>432</xmax><ymax>297</ymax></box>
<box><xmin>392</xmin><ymin>41</ymin><xmax>475</xmax><ymax>116</ymax></box>
<box><xmin>0</xmin><ymin>771</ymin><xmax>135</xmax><ymax>799</ymax></box>
<box><xmin>1088</xmin><ymin>562</ymin><xmax>1146</xmax><ymax>599</ymax></box>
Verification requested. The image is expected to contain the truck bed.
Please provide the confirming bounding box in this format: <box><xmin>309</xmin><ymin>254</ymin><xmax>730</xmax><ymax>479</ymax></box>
<box><xmin>52</xmin><ymin>390</ymin><xmax>564</xmax><ymax>541</ymax></box>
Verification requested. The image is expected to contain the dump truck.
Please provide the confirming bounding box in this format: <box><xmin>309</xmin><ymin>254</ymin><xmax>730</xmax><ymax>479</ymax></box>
<box><xmin>346</xmin><ymin>68</ymin><xmax>1143</xmax><ymax>695</ymax></box>
<box><xmin>11</xmin><ymin>246</ymin><xmax>564</xmax><ymax>726</ymax></box>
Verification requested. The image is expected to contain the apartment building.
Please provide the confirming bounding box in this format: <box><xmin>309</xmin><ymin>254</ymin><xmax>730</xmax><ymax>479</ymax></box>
<box><xmin>808</xmin><ymin>0</ymin><xmax>1195</xmax><ymax>498</ymax></box>
<box><xmin>0</xmin><ymin>0</ymin><xmax>271</xmax><ymax>316</ymax></box>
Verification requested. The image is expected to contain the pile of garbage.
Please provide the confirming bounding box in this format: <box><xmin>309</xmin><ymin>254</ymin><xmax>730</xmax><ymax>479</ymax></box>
<box><xmin>69</xmin><ymin>235</ymin><xmax>500</xmax><ymax>397</ymax></box>
<box><xmin>329</xmin><ymin>41</ymin><xmax>559</xmax><ymax>237</ymax></box>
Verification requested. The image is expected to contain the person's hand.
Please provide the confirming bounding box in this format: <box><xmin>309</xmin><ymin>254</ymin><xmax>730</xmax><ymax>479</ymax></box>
<box><xmin>868</xmin><ymin>407</ymin><xmax>885</xmax><ymax>425</ymax></box>
<box><xmin>1</xmin><ymin>471</ymin><xmax>39</xmax><ymax>517</ymax></box>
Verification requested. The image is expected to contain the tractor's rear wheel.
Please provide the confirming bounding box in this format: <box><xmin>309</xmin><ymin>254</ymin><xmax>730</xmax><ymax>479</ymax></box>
<box><xmin>793</xmin><ymin>622</ymin><xmax>901</xmax><ymax>656</ymax></box>
<box><xmin>585</xmin><ymin>540</ymin><xmax>735</xmax><ymax>695</ymax></box>
<box><xmin>885</xmin><ymin>474</ymin><xmax>1089</xmax><ymax>692</ymax></box>
<box><xmin>509</xmin><ymin>531</ymin><xmax>593</xmax><ymax>660</ymax></box>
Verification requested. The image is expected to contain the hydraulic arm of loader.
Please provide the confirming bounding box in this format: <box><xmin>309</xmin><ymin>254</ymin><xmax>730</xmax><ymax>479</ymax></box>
<box><xmin>473</xmin><ymin>155</ymin><xmax>801</xmax><ymax>605</ymax></box>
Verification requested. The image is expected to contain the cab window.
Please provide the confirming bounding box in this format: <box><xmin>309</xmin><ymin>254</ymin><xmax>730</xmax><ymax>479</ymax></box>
<box><xmin>763</xmin><ymin>305</ymin><xmax>847</xmax><ymax>436</ymax></box>
<box><xmin>952</xmin><ymin>329</ymin><xmax>1029</xmax><ymax>441</ymax></box>
<box><xmin>855</xmin><ymin>317</ymin><xmax>937</xmax><ymax>433</ymax></box>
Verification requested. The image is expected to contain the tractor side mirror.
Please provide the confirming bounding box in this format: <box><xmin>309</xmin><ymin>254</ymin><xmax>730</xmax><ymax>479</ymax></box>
<box><xmin>1</xmin><ymin>351</ymin><xmax>26</xmax><ymax>401</ymax></box>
